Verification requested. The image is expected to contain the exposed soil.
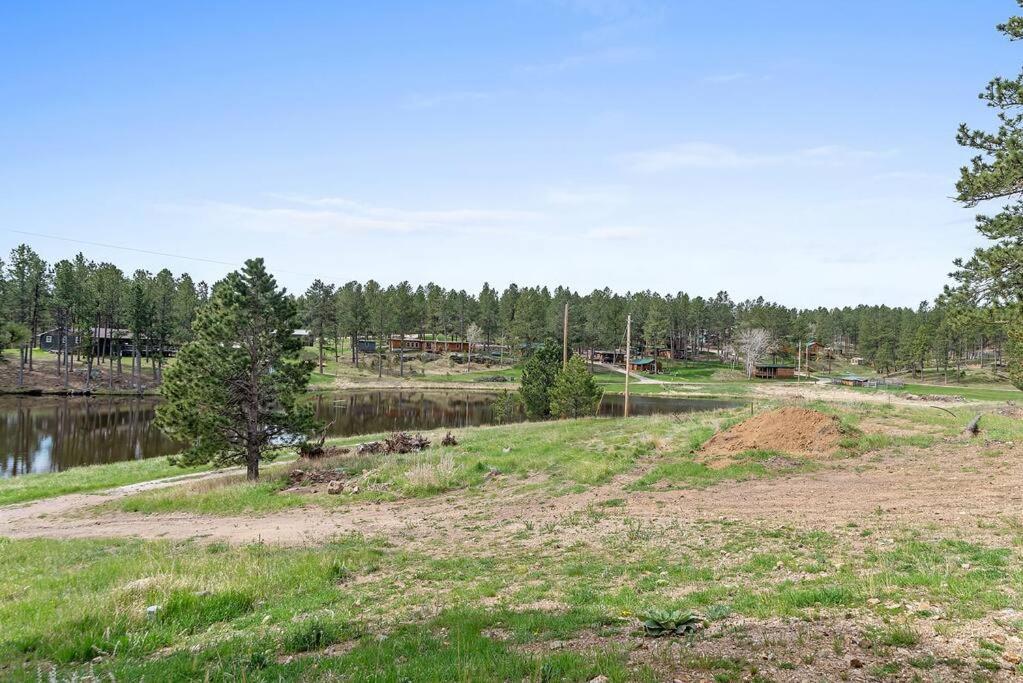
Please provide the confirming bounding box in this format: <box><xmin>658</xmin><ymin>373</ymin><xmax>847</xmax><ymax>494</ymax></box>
<box><xmin>3</xmin><ymin>436</ymin><xmax>1022</xmax><ymax>550</ymax></box>
<box><xmin>700</xmin><ymin>407</ymin><xmax>843</xmax><ymax>459</ymax></box>
<box><xmin>0</xmin><ymin>354</ymin><xmax>160</xmax><ymax>394</ymax></box>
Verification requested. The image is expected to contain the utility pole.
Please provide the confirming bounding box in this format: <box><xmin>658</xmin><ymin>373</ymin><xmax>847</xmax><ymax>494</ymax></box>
<box><xmin>562</xmin><ymin>303</ymin><xmax>569</xmax><ymax>370</ymax></box>
<box><xmin>797</xmin><ymin>341</ymin><xmax>801</xmax><ymax>381</ymax></box>
<box><xmin>624</xmin><ymin>314</ymin><xmax>631</xmax><ymax>418</ymax></box>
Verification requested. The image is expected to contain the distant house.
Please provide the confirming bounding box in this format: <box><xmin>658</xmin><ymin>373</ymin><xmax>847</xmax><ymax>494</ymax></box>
<box><xmin>753</xmin><ymin>364</ymin><xmax>795</xmax><ymax>379</ymax></box>
<box><xmin>292</xmin><ymin>329</ymin><xmax>314</xmax><ymax>346</ymax></box>
<box><xmin>356</xmin><ymin>339</ymin><xmax>377</xmax><ymax>353</ymax></box>
<box><xmin>389</xmin><ymin>336</ymin><xmax>470</xmax><ymax>353</ymax></box>
<box><xmin>804</xmin><ymin>340</ymin><xmax>823</xmax><ymax>358</ymax></box>
<box><xmin>38</xmin><ymin>327</ymin><xmax>134</xmax><ymax>355</ymax></box>
<box><xmin>850</xmin><ymin>356</ymin><xmax>866</xmax><ymax>366</ymax></box>
<box><xmin>628</xmin><ymin>357</ymin><xmax>660</xmax><ymax>373</ymax></box>
<box><xmin>588</xmin><ymin>349</ymin><xmax>625</xmax><ymax>364</ymax></box>
<box><xmin>839</xmin><ymin>374</ymin><xmax>869</xmax><ymax>387</ymax></box>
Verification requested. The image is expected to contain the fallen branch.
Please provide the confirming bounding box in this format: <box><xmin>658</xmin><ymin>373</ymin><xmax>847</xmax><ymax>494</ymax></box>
<box><xmin>929</xmin><ymin>406</ymin><xmax>957</xmax><ymax>418</ymax></box>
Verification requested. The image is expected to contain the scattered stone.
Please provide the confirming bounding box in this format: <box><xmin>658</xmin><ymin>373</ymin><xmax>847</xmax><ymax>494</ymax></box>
<box><xmin>327</xmin><ymin>480</ymin><xmax>344</xmax><ymax>495</ymax></box>
<box><xmin>588</xmin><ymin>676</ymin><xmax>609</xmax><ymax>683</ymax></box>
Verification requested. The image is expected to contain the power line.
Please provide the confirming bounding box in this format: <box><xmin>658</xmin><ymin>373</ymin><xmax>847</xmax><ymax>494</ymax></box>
<box><xmin>4</xmin><ymin>229</ymin><xmax>330</xmax><ymax>280</ymax></box>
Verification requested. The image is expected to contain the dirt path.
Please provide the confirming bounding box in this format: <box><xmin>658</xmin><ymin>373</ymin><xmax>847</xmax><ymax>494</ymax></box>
<box><xmin>3</xmin><ymin>439</ymin><xmax>1020</xmax><ymax>547</ymax></box>
<box><xmin>747</xmin><ymin>381</ymin><xmax>994</xmax><ymax>407</ymax></box>
<box><xmin>594</xmin><ymin>361</ymin><xmax>664</xmax><ymax>384</ymax></box>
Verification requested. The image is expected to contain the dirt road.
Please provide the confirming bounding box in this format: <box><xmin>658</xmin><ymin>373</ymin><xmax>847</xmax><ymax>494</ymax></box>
<box><xmin>2</xmin><ymin>437</ymin><xmax>1019</xmax><ymax>548</ymax></box>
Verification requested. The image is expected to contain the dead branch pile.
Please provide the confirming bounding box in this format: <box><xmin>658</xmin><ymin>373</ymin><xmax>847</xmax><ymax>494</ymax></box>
<box><xmin>356</xmin><ymin>431</ymin><xmax>431</xmax><ymax>455</ymax></box>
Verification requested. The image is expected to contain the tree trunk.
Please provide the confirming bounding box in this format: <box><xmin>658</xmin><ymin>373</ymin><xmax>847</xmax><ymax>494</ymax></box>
<box><xmin>246</xmin><ymin>450</ymin><xmax>260</xmax><ymax>480</ymax></box>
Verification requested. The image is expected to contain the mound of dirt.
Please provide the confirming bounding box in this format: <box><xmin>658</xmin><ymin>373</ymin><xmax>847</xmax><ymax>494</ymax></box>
<box><xmin>701</xmin><ymin>407</ymin><xmax>843</xmax><ymax>458</ymax></box>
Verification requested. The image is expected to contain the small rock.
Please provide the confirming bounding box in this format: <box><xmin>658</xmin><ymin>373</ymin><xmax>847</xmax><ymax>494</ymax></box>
<box><xmin>867</xmin><ymin>598</ymin><xmax>880</xmax><ymax>606</ymax></box>
<box><xmin>146</xmin><ymin>605</ymin><xmax>160</xmax><ymax>620</ymax></box>
<box><xmin>849</xmin><ymin>658</ymin><xmax>864</xmax><ymax>669</ymax></box>
<box><xmin>326</xmin><ymin>480</ymin><xmax>344</xmax><ymax>495</ymax></box>
<box><xmin>588</xmin><ymin>677</ymin><xmax>609</xmax><ymax>683</ymax></box>
<box><xmin>351</xmin><ymin>485</ymin><xmax>360</xmax><ymax>494</ymax></box>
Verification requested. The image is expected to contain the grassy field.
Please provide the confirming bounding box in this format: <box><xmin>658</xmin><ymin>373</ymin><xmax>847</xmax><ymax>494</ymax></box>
<box><xmin>2</xmin><ymin>399</ymin><xmax>1023</xmax><ymax>680</ymax></box>
<box><xmin>0</xmin><ymin>458</ymin><xmax>209</xmax><ymax>507</ymax></box>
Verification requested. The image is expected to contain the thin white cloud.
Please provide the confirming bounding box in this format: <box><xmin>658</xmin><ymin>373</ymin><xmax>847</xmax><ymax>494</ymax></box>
<box><xmin>553</xmin><ymin>0</ymin><xmax>651</xmax><ymax>19</ymax></box>
<box><xmin>517</xmin><ymin>46</ymin><xmax>651</xmax><ymax>75</ymax></box>
<box><xmin>165</xmin><ymin>196</ymin><xmax>542</xmax><ymax>237</ymax></box>
<box><xmin>402</xmin><ymin>90</ymin><xmax>506</xmax><ymax>110</ymax></box>
<box><xmin>545</xmin><ymin>186</ymin><xmax>630</xmax><ymax>208</ymax></box>
<box><xmin>585</xmin><ymin>226</ymin><xmax>645</xmax><ymax>240</ymax></box>
<box><xmin>703</xmin><ymin>72</ymin><xmax>749</xmax><ymax>84</ymax></box>
<box><xmin>623</xmin><ymin>142</ymin><xmax>898</xmax><ymax>173</ymax></box>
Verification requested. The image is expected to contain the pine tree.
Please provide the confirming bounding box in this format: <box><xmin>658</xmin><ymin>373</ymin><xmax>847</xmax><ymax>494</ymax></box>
<box><xmin>157</xmin><ymin>258</ymin><xmax>316</xmax><ymax>480</ymax></box>
<box><xmin>953</xmin><ymin>3</ymin><xmax>1023</xmax><ymax>388</ymax></box>
<box><xmin>519</xmin><ymin>342</ymin><xmax>565</xmax><ymax>419</ymax></box>
<box><xmin>549</xmin><ymin>356</ymin><xmax>602</xmax><ymax>419</ymax></box>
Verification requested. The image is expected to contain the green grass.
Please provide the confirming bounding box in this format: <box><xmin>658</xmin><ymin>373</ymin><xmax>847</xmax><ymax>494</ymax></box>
<box><xmin>1</xmin><ymin>522</ymin><xmax>1019</xmax><ymax>680</ymax></box>
<box><xmin>418</xmin><ymin>366</ymin><xmax>522</xmax><ymax>383</ymax></box>
<box><xmin>0</xmin><ymin>457</ymin><xmax>209</xmax><ymax>507</ymax></box>
<box><xmin>629</xmin><ymin>449</ymin><xmax>815</xmax><ymax>490</ymax></box>
<box><xmin>113</xmin><ymin>415</ymin><xmax>734</xmax><ymax>515</ymax></box>
<box><xmin>5</xmin><ymin>399</ymin><xmax>1023</xmax><ymax>679</ymax></box>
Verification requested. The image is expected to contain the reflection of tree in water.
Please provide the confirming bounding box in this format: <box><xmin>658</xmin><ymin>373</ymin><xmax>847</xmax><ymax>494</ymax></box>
<box><xmin>0</xmin><ymin>396</ymin><xmax>182</xmax><ymax>477</ymax></box>
<box><xmin>309</xmin><ymin>391</ymin><xmax>525</xmax><ymax>437</ymax></box>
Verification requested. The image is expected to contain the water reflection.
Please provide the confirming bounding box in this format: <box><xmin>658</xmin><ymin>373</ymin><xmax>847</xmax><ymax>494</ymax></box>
<box><xmin>0</xmin><ymin>396</ymin><xmax>180</xmax><ymax>477</ymax></box>
<box><xmin>0</xmin><ymin>391</ymin><xmax>740</xmax><ymax>477</ymax></box>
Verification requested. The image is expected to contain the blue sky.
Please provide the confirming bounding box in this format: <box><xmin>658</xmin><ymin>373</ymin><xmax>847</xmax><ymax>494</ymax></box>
<box><xmin>0</xmin><ymin>1</ymin><xmax>1016</xmax><ymax>307</ymax></box>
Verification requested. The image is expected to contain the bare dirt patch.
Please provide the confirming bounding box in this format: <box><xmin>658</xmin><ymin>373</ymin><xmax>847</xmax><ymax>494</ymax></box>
<box><xmin>700</xmin><ymin>407</ymin><xmax>843</xmax><ymax>461</ymax></box>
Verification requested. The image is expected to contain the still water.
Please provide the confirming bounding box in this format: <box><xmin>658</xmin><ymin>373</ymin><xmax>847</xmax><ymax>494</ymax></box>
<box><xmin>0</xmin><ymin>391</ymin><xmax>739</xmax><ymax>477</ymax></box>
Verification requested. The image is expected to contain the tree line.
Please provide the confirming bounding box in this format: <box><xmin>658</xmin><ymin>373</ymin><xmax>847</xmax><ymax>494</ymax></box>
<box><xmin>0</xmin><ymin>245</ymin><xmax>206</xmax><ymax>389</ymax></box>
<box><xmin>0</xmin><ymin>242</ymin><xmax>1006</xmax><ymax>386</ymax></box>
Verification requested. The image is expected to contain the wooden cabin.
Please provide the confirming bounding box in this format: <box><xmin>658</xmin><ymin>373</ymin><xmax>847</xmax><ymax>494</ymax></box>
<box><xmin>628</xmin><ymin>357</ymin><xmax>660</xmax><ymax>373</ymax></box>
<box><xmin>588</xmin><ymin>349</ymin><xmax>625</xmax><ymax>364</ymax></box>
<box><xmin>38</xmin><ymin>327</ymin><xmax>133</xmax><ymax>356</ymax></box>
<box><xmin>753</xmin><ymin>364</ymin><xmax>795</xmax><ymax>379</ymax></box>
<box><xmin>356</xmin><ymin>339</ymin><xmax>377</xmax><ymax>353</ymax></box>
<box><xmin>291</xmin><ymin>329</ymin><xmax>314</xmax><ymax>346</ymax></box>
<box><xmin>839</xmin><ymin>374</ymin><xmax>869</xmax><ymax>387</ymax></box>
<box><xmin>803</xmin><ymin>340</ymin><xmax>822</xmax><ymax>358</ymax></box>
<box><xmin>389</xmin><ymin>336</ymin><xmax>470</xmax><ymax>353</ymax></box>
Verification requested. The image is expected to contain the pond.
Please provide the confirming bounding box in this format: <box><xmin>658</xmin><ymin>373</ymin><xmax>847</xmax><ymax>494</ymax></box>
<box><xmin>0</xmin><ymin>391</ymin><xmax>740</xmax><ymax>477</ymax></box>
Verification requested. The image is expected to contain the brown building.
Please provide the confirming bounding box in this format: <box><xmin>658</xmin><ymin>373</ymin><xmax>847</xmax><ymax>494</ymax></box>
<box><xmin>587</xmin><ymin>349</ymin><xmax>625</xmax><ymax>363</ymax></box>
<box><xmin>628</xmin><ymin>357</ymin><xmax>660</xmax><ymax>373</ymax></box>
<box><xmin>753</xmin><ymin>364</ymin><xmax>795</xmax><ymax>379</ymax></box>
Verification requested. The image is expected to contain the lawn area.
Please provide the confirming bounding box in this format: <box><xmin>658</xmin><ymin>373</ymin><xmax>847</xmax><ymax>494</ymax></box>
<box><xmin>0</xmin><ymin>458</ymin><xmax>209</xmax><ymax>507</ymax></box>
<box><xmin>112</xmin><ymin>413</ymin><xmax>741</xmax><ymax>516</ymax></box>
<box><xmin>5</xmin><ymin>402</ymin><xmax>1023</xmax><ymax>680</ymax></box>
<box><xmin>846</xmin><ymin>381</ymin><xmax>1023</xmax><ymax>403</ymax></box>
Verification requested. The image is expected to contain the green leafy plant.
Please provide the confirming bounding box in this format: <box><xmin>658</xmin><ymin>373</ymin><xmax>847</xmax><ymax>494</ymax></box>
<box><xmin>640</xmin><ymin>609</ymin><xmax>705</xmax><ymax>637</ymax></box>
